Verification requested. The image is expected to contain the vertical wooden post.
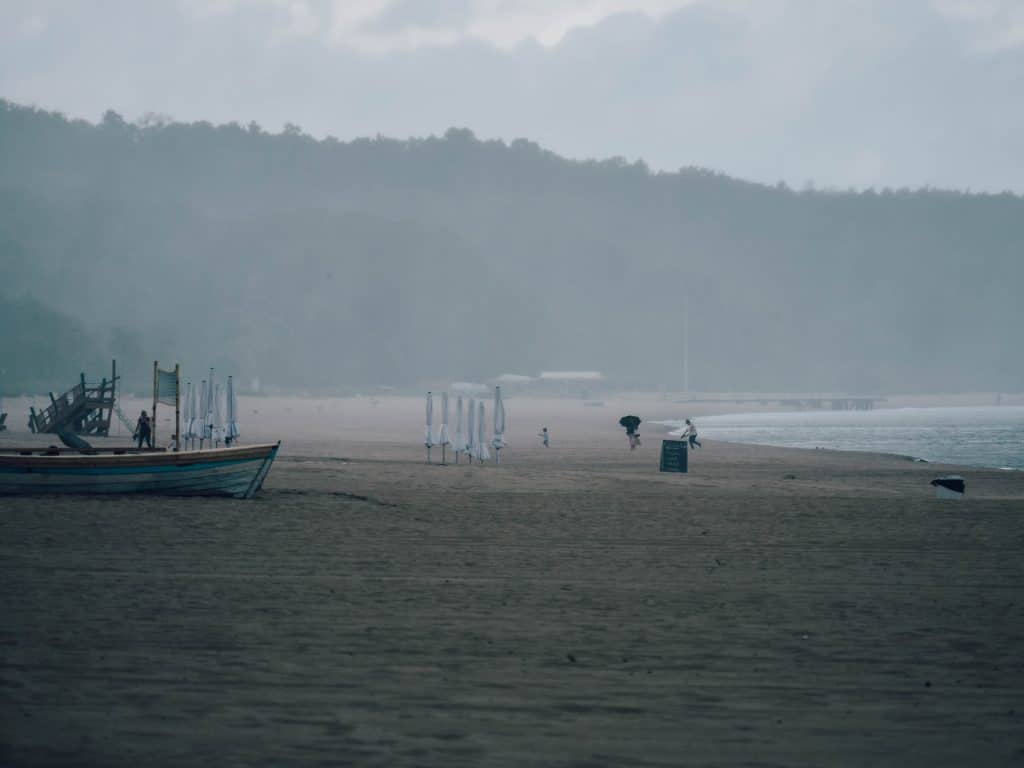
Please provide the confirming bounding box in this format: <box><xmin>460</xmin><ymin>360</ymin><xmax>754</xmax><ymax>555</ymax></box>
<box><xmin>152</xmin><ymin>360</ymin><xmax>158</xmax><ymax>448</ymax></box>
<box><xmin>174</xmin><ymin>364</ymin><xmax>181</xmax><ymax>452</ymax></box>
<box><xmin>107</xmin><ymin>359</ymin><xmax>116</xmax><ymax>435</ymax></box>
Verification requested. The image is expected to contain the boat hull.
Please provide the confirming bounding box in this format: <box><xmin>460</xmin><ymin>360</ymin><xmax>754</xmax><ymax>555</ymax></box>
<box><xmin>0</xmin><ymin>443</ymin><xmax>280</xmax><ymax>499</ymax></box>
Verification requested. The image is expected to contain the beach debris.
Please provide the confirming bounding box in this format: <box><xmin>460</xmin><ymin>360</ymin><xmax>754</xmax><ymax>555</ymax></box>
<box><xmin>783</xmin><ymin>474</ymin><xmax>797</xmax><ymax>480</ymax></box>
<box><xmin>567</xmin><ymin>653</ymin><xmax>576</xmax><ymax>663</ymax></box>
<box><xmin>930</xmin><ymin>475</ymin><xmax>965</xmax><ymax>499</ymax></box>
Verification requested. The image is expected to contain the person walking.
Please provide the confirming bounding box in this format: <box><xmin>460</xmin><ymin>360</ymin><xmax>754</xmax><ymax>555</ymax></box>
<box><xmin>134</xmin><ymin>410</ymin><xmax>153</xmax><ymax>449</ymax></box>
<box><xmin>683</xmin><ymin>418</ymin><xmax>701</xmax><ymax>449</ymax></box>
<box><xmin>539</xmin><ymin>427</ymin><xmax>550</xmax><ymax>447</ymax></box>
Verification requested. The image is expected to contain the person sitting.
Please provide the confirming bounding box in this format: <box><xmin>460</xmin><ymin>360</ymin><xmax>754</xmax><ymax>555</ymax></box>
<box><xmin>134</xmin><ymin>410</ymin><xmax>153</xmax><ymax>449</ymax></box>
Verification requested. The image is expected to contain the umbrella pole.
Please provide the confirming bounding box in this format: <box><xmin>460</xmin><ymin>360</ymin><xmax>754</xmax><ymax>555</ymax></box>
<box><xmin>496</xmin><ymin>448</ymin><xmax>500</xmax><ymax>465</ymax></box>
<box><xmin>427</xmin><ymin>446</ymin><xmax>431</xmax><ymax>464</ymax></box>
<box><xmin>442</xmin><ymin>445</ymin><xmax>446</xmax><ymax>465</ymax></box>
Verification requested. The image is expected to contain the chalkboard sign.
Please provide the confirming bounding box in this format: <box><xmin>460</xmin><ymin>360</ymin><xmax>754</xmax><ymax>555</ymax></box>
<box><xmin>659</xmin><ymin>439</ymin><xmax>688</xmax><ymax>473</ymax></box>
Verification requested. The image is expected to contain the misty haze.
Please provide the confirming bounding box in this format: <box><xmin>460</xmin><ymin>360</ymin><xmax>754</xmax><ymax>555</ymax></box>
<box><xmin>1</xmin><ymin>1</ymin><xmax>1023</xmax><ymax>766</ymax></box>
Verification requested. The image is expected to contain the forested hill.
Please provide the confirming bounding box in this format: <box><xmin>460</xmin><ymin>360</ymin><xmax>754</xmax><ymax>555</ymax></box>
<box><xmin>2</xmin><ymin>99</ymin><xmax>1022</xmax><ymax>395</ymax></box>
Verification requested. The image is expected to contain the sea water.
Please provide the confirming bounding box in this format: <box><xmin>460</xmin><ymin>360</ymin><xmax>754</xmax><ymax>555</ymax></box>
<box><xmin>656</xmin><ymin>406</ymin><xmax>1024</xmax><ymax>470</ymax></box>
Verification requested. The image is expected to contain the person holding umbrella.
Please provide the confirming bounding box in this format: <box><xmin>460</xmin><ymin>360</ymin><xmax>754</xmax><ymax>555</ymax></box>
<box><xmin>619</xmin><ymin>415</ymin><xmax>642</xmax><ymax>450</ymax></box>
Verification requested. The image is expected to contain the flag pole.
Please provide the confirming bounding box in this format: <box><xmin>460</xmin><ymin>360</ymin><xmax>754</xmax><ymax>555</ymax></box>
<box><xmin>174</xmin><ymin>364</ymin><xmax>181</xmax><ymax>453</ymax></box>
<box><xmin>152</xmin><ymin>360</ymin><xmax>158</xmax><ymax>448</ymax></box>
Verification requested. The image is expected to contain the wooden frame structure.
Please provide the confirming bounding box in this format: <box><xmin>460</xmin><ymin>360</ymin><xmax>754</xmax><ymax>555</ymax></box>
<box><xmin>29</xmin><ymin>360</ymin><xmax>119</xmax><ymax>436</ymax></box>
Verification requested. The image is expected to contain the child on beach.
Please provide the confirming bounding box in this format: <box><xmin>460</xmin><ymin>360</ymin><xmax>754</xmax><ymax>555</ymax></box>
<box><xmin>539</xmin><ymin>427</ymin><xmax>550</xmax><ymax>447</ymax></box>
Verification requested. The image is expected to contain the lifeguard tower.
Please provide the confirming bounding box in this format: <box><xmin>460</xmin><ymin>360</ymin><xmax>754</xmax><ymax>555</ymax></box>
<box><xmin>28</xmin><ymin>361</ymin><xmax>120</xmax><ymax>437</ymax></box>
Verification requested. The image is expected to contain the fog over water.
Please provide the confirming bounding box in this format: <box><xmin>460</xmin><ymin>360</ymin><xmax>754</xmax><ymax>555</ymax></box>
<box><xmin>660</xmin><ymin>407</ymin><xmax>1024</xmax><ymax>470</ymax></box>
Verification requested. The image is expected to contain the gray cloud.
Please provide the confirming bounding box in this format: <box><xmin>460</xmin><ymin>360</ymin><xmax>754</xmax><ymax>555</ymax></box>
<box><xmin>0</xmin><ymin>0</ymin><xmax>1020</xmax><ymax>191</ymax></box>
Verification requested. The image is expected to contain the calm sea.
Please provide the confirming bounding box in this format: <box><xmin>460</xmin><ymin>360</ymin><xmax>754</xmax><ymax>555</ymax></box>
<box><xmin>656</xmin><ymin>406</ymin><xmax>1024</xmax><ymax>470</ymax></box>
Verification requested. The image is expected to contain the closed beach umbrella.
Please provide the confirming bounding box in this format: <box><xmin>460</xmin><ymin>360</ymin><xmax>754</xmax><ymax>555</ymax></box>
<box><xmin>454</xmin><ymin>395</ymin><xmax>465</xmax><ymax>463</ymax></box>
<box><xmin>181</xmin><ymin>381</ymin><xmax>192</xmax><ymax>446</ymax></box>
<box><xmin>475</xmin><ymin>401</ymin><xmax>490</xmax><ymax>463</ymax></box>
<box><xmin>438</xmin><ymin>392</ymin><xmax>451</xmax><ymax>464</ymax></box>
<box><xmin>196</xmin><ymin>379</ymin><xmax>208</xmax><ymax>448</ymax></box>
<box><xmin>425</xmin><ymin>391</ymin><xmax>434</xmax><ymax>463</ymax></box>
<box><xmin>213</xmin><ymin>381</ymin><xmax>225</xmax><ymax>446</ymax></box>
<box><xmin>492</xmin><ymin>385</ymin><xmax>506</xmax><ymax>462</ymax></box>
<box><xmin>205</xmin><ymin>369</ymin><xmax>216</xmax><ymax>445</ymax></box>
<box><xmin>226</xmin><ymin>375</ymin><xmax>240</xmax><ymax>445</ymax></box>
<box><xmin>187</xmin><ymin>380</ymin><xmax>198</xmax><ymax>449</ymax></box>
<box><xmin>467</xmin><ymin>397</ymin><xmax>476</xmax><ymax>463</ymax></box>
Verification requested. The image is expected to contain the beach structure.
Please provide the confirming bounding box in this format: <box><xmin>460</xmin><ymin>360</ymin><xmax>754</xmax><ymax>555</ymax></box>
<box><xmin>425</xmin><ymin>391</ymin><xmax>434</xmax><ymax>463</ymax></box>
<box><xmin>492</xmin><ymin>386</ymin><xmax>506</xmax><ymax>463</ymax></box>
<box><xmin>28</xmin><ymin>360</ymin><xmax>119</xmax><ymax>436</ymax></box>
<box><xmin>451</xmin><ymin>381</ymin><xmax>488</xmax><ymax>397</ymax></box>
<box><xmin>0</xmin><ymin>442</ymin><xmax>279</xmax><ymax>498</ymax></box>
<box><xmin>438</xmin><ymin>392</ymin><xmax>451</xmax><ymax>465</ymax></box>
<box><xmin>538</xmin><ymin>370</ymin><xmax>605</xmax><ymax>398</ymax></box>
<box><xmin>475</xmin><ymin>401</ymin><xmax>490</xmax><ymax>463</ymax></box>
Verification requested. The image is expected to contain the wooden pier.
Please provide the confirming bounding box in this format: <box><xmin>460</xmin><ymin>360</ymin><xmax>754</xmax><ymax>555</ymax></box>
<box><xmin>28</xmin><ymin>361</ymin><xmax>119</xmax><ymax>436</ymax></box>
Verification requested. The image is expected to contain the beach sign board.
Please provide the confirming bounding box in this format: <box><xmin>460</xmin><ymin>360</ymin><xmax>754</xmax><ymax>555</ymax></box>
<box><xmin>659</xmin><ymin>439</ymin><xmax>688</xmax><ymax>473</ymax></box>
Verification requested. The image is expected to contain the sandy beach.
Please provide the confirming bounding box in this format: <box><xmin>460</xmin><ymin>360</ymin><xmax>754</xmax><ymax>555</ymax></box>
<box><xmin>2</xmin><ymin>396</ymin><xmax>1023</xmax><ymax>767</ymax></box>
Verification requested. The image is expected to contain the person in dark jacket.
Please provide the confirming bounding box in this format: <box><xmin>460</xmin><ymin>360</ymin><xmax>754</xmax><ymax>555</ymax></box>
<box><xmin>134</xmin><ymin>410</ymin><xmax>153</xmax><ymax>449</ymax></box>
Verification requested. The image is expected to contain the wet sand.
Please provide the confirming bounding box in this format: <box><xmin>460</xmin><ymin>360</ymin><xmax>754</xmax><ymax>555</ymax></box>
<box><xmin>2</xmin><ymin>397</ymin><xmax>1023</xmax><ymax>766</ymax></box>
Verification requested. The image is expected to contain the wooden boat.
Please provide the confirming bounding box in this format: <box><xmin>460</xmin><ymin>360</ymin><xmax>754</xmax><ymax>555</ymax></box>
<box><xmin>0</xmin><ymin>442</ymin><xmax>280</xmax><ymax>498</ymax></box>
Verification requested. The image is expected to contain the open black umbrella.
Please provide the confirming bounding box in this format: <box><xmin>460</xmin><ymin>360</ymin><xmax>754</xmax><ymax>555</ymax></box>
<box><xmin>619</xmin><ymin>415</ymin><xmax>641</xmax><ymax>435</ymax></box>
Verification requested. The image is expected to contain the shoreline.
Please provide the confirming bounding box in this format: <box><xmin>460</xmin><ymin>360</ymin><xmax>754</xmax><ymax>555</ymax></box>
<box><xmin>2</xmin><ymin>398</ymin><xmax>1023</xmax><ymax>765</ymax></box>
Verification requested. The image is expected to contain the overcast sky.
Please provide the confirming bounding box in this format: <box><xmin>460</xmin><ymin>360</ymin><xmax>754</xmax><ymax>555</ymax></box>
<box><xmin>2</xmin><ymin>0</ymin><xmax>1022</xmax><ymax>191</ymax></box>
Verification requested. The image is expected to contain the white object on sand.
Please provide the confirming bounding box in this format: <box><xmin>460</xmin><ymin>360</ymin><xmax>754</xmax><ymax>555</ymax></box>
<box><xmin>475</xmin><ymin>401</ymin><xmax>490</xmax><ymax>463</ymax></box>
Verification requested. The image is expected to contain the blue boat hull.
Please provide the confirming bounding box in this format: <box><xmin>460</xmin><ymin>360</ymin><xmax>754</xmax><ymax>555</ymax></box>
<box><xmin>0</xmin><ymin>443</ymin><xmax>280</xmax><ymax>499</ymax></box>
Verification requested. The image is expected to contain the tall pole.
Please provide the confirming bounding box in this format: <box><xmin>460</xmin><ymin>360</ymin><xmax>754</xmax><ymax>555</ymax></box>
<box><xmin>174</xmin><ymin>364</ymin><xmax>181</xmax><ymax>453</ymax></box>
<box><xmin>682</xmin><ymin>303</ymin><xmax>689</xmax><ymax>394</ymax></box>
<box><xmin>152</xmin><ymin>360</ymin><xmax>158</xmax><ymax>447</ymax></box>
